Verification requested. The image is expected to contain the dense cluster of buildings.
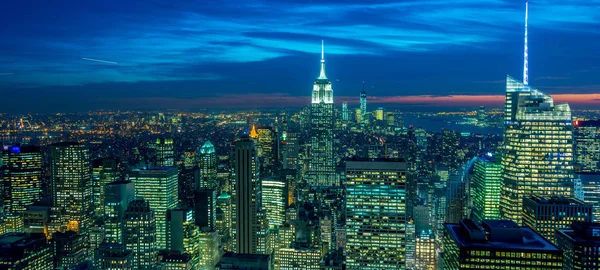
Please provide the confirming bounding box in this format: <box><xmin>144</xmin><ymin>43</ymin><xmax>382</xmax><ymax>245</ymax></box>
<box><xmin>0</xmin><ymin>4</ymin><xmax>599</xmax><ymax>270</ymax></box>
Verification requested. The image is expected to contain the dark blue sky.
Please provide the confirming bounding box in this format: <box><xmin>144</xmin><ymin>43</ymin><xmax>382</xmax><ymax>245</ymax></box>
<box><xmin>1</xmin><ymin>0</ymin><xmax>599</xmax><ymax>112</ymax></box>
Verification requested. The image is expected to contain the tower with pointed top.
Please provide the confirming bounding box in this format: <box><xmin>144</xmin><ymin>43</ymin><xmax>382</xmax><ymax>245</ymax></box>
<box><xmin>308</xmin><ymin>41</ymin><xmax>336</xmax><ymax>186</ymax></box>
<box><xmin>500</xmin><ymin>2</ymin><xmax>574</xmax><ymax>225</ymax></box>
<box><xmin>360</xmin><ymin>83</ymin><xmax>367</xmax><ymax>124</ymax></box>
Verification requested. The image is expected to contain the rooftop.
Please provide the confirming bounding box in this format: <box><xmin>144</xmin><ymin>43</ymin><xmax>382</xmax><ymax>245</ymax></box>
<box><xmin>526</xmin><ymin>195</ymin><xmax>588</xmax><ymax>206</ymax></box>
<box><xmin>446</xmin><ymin>219</ymin><xmax>560</xmax><ymax>252</ymax></box>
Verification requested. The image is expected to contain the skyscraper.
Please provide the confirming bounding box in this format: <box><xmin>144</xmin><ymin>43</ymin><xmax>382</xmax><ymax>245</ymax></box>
<box><xmin>308</xmin><ymin>41</ymin><xmax>336</xmax><ymax>187</ymax></box>
<box><xmin>167</xmin><ymin>208</ymin><xmax>201</xmax><ymax>268</ymax></box>
<box><xmin>234</xmin><ymin>136</ymin><xmax>261</xmax><ymax>254</ymax></box>
<box><xmin>130</xmin><ymin>167</ymin><xmax>179</xmax><ymax>250</ymax></box>
<box><xmin>104</xmin><ymin>180</ymin><xmax>135</xmax><ymax>244</ymax></box>
<box><xmin>500</xmin><ymin>3</ymin><xmax>574</xmax><ymax>224</ymax></box>
<box><xmin>375</xmin><ymin>107</ymin><xmax>384</xmax><ymax>121</ymax></box>
<box><xmin>261</xmin><ymin>177</ymin><xmax>286</xmax><ymax>228</ymax></box>
<box><xmin>341</xmin><ymin>102</ymin><xmax>349</xmax><ymax>122</ymax></box>
<box><xmin>92</xmin><ymin>158</ymin><xmax>119</xmax><ymax>219</ymax></box>
<box><xmin>3</xmin><ymin>145</ymin><xmax>42</xmax><ymax>215</ymax></box>
<box><xmin>199</xmin><ymin>140</ymin><xmax>218</xmax><ymax>188</ymax></box>
<box><xmin>573</xmin><ymin>120</ymin><xmax>600</xmax><ymax>173</ymax></box>
<box><xmin>0</xmin><ymin>233</ymin><xmax>53</xmax><ymax>270</ymax></box>
<box><xmin>360</xmin><ymin>84</ymin><xmax>367</xmax><ymax>124</ymax></box>
<box><xmin>49</xmin><ymin>142</ymin><xmax>93</xmax><ymax>235</ymax></box>
<box><xmin>156</xmin><ymin>137</ymin><xmax>175</xmax><ymax>167</ymax></box>
<box><xmin>345</xmin><ymin>159</ymin><xmax>407</xmax><ymax>269</ymax></box>
<box><xmin>95</xmin><ymin>243</ymin><xmax>134</xmax><ymax>270</ymax></box>
<box><xmin>471</xmin><ymin>154</ymin><xmax>502</xmax><ymax>222</ymax></box>
<box><xmin>124</xmin><ymin>199</ymin><xmax>157</xmax><ymax>270</ymax></box>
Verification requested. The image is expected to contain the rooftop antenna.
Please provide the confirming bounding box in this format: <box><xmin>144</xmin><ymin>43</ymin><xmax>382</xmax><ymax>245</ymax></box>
<box><xmin>523</xmin><ymin>1</ymin><xmax>529</xmax><ymax>85</ymax></box>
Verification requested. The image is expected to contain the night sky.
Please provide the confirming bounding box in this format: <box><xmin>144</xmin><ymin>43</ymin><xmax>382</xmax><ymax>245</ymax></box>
<box><xmin>1</xmin><ymin>0</ymin><xmax>599</xmax><ymax>112</ymax></box>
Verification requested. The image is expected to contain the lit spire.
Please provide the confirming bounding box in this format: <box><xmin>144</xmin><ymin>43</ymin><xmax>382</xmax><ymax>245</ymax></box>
<box><xmin>319</xmin><ymin>40</ymin><xmax>327</xmax><ymax>79</ymax></box>
<box><xmin>249</xmin><ymin>125</ymin><xmax>258</xmax><ymax>138</ymax></box>
<box><xmin>523</xmin><ymin>1</ymin><xmax>529</xmax><ymax>85</ymax></box>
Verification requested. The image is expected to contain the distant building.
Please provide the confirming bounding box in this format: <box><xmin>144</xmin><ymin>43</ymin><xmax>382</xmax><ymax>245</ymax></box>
<box><xmin>345</xmin><ymin>159</ymin><xmax>407</xmax><ymax>268</ymax></box>
<box><xmin>341</xmin><ymin>102</ymin><xmax>349</xmax><ymax>122</ymax></box>
<box><xmin>216</xmin><ymin>252</ymin><xmax>273</xmax><ymax>270</ymax></box>
<box><xmin>360</xmin><ymin>88</ymin><xmax>367</xmax><ymax>124</ymax></box>
<box><xmin>156</xmin><ymin>138</ymin><xmax>175</xmax><ymax>167</ymax></box>
<box><xmin>522</xmin><ymin>195</ymin><xmax>592</xmax><ymax>243</ymax></box>
<box><xmin>198</xmin><ymin>140</ymin><xmax>218</xmax><ymax>188</ymax></box>
<box><xmin>375</xmin><ymin>107</ymin><xmax>384</xmax><ymax>121</ymax></box>
<box><xmin>130</xmin><ymin>166</ymin><xmax>178</xmax><ymax>250</ymax></box>
<box><xmin>556</xmin><ymin>222</ymin><xmax>600</xmax><ymax>270</ymax></box>
<box><xmin>443</xmin><ymin>219</ymin><xmax>563</xmax><ymax>269</ymax></box>
<box><xmin>574</xmin><ymin>120</ymin><xmax>600</xmax><ymax>173</ymax></box>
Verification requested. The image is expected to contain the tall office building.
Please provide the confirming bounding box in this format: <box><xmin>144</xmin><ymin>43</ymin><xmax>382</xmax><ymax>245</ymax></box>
<box><xmin>198</xmin><ymin>230</ymin><xmax>221</xmax><ymax>270</ymax></box>
<box><xmin>52</xmin><ymin>230</ymin><xmax>87</xmax><ymax>269</ymax></box>
<box><xmin>579</xmin><ymin>173</ymin><xmax>600</xmax><ymax>222</ymax></box>
<box><xmin>156</xmin><ymin>138</ymin><xmax>175</xmax><ymax>167</ymax></box>
<box><xmin>130</xmin><ymin>167</ymin><xmax>179</xmax><ymax>250</ymax></box>
<box><xmin>308</xmin><ymin>41</ymin><xmax>336</xmax><ymax>187</ymax></box>
<box><xmin>104</xmin><ymin>180</ymin><xmax>135</xmax><ymax>244</ymax></box>
<box><xmin>341</xmin><ymin>102</ymin><xmax>349</xmax><ymax>122</ymax></box>
<box><xmin>574</xmin><ymin>120</ymin><xmax>600</xmax><ymax>173</ymax></box>
<box><xmin>123</xmin><ymin>199</ymin><xmax>158</xmax><ymax>270</ymax></box>
<box><xmin>443</xmin><ymin>219</ymin><xmax>563</xmax><ymax>269</ymax></box>
<box><xmin>199</xmin><ymin>140</ymin><xmax>218</xmax><ymax>189</ymax></box>
<box><xmin>345</xmin><ymin>159</ymin><xmax>407</xmax><ymax>269</ymax></box>
<box><xmin>556</xmin><ymin>222</ymin><xmax>600</xmax><ymax>270</ymax></box>
<box><xmin>3</xmin><ymin>145</ymin><xmax>42</xmax><ymax>215</ymax></box>
<box><xmin>415</xmin><ymin>230</ymin><xmax>436</xmax><ymax>270</ymax></box>
<box><xmin>0</xmin><ymin>233</ymin><xmax>53</xmax><ymax>270</ymax></box>
<box><xmin>167</xmin><ymin>208</ymin><xmax>201</xmax><ymax>268</ymax></box>
<box><xmin>216</xmin><ymin>252</ymin><xmax>273</xmax><ymax>270</ymax></box>
<box><xmin>49</xmin><ymin>142</ymin><xmax>93</xmax><ymax>234</ymax></box>
<box><xmin>360</xmin><ymin>85</ymin><xmax>367</xmax><ymax>124</ymax></box>
<box><xmin>281</xmin><ymin>125</ymin><xmax>299</xmax><ymax>170</ymax></box>
<box><xmin>354</xmin><ymin>108</ymin><xmax>362</xmax><ymax>123</ymax></box>
<box><xmin>234</xmin><ymin>136</ymin><xmax>261</xmax><ymax>254</ymax></box>
<box><xmin>156</xmin><ymin>250</ymin><xmax>194</xmax><ymax>270</ymax></box>
<box><xmin>92</xmin><ymin>158</ymin><xmax>119</xmax><ymax>218</ymax></box>
<box><xmin>216</xmin><ymin>192</ymin><xmax>232</xmax><ymax>251</ymax></box>
<box><xmin>470</xmin><ymin>154</ymin><xmax>502</xmax><ymax>222</ymax></box>
<box><xmin>195</xmin><ymin>188</ymin><xmax>217</xmax><ymax>231</ymax></box>
<box><xmin>261</xmin><ymin>177</ymin><xmax>286</xmax><ymax>228</ymax></box>
<box><xmin>254</xmin><ymin>126</ymin><xmax>278</xmax><ymax>177</ymax></box>
<box><xmin>441</xmin><ymin>129</ymin><xmax>460</xmax><ymax>170</ymax></box>
<box><xmin>522</xmin><ymin>195</ymin><xmax>591</xmax><ymax>243</ymax></box>
<box><xmin>375</xmin><ymin>107</ymin><xmax>384</xmax><ymax>121</ymax></box>
<box><xmin>500</xmin><ymin>3</ymin><xmax>574</xmax><ymax>225</ymax></box>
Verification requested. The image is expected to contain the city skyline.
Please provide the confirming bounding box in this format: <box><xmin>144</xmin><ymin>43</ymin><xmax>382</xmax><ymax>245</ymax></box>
<box><xmin>1</xmin><ymin>0</ymin><xmax>599</xmax><ymax>112</ymax></box>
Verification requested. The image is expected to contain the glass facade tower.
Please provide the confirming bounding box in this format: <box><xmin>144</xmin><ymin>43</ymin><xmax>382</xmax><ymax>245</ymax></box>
<box><xmin>500</xmin><ymin>76</ymin><xmax>574</xmax><ymax>225</ymax></box>
<box><xmin>345</xmin><ymin>159</ymin><xmax>407</xmax><ymax>269</ymax></box>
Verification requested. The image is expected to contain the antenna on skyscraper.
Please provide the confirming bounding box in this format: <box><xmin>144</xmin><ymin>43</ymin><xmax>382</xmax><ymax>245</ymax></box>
<box><xmin>321</xmin><ymin>40</ymin><xmax>325</xmax><ymax>63</ymax></box>
<box><xmin>523</xmin><ymin>1</ymin><xmax>529</xmax><ymax>85</ymax></box>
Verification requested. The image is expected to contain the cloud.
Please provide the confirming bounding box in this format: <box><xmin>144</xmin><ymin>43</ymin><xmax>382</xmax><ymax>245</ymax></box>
<box><xmin>1</xmin><ymin>0</ymin><xmax>599</xmax><ymax>89</ymax></box>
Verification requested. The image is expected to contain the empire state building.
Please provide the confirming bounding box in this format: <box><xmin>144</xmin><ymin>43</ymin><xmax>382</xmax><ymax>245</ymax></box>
<box><xmin>308</xmin><ymin>41</ymin><xmax>336</xmax><ymax>186</ymax></box>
